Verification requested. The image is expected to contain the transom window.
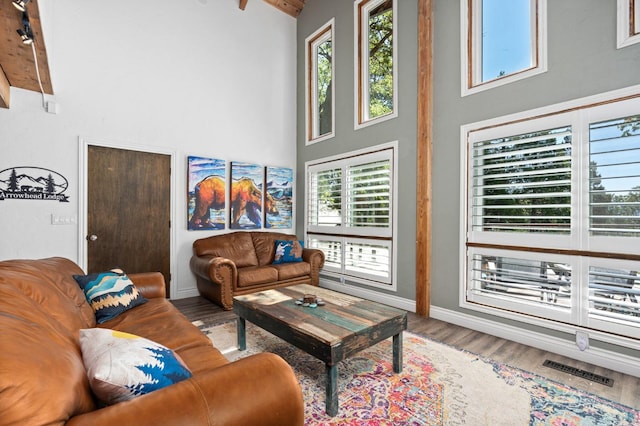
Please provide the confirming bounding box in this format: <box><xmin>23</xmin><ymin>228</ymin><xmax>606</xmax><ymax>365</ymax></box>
<box><xmin>617</xmin><ymin>0</ymin><xmax>640</xmax><ymax>48</ymax></box>
<box><xmin>461</xmin><ymin>0</ymin><xmax>547</xmax><ymax>96</ymax></box>
<box><xmin>354</xmin><ymin>0</ymin><xmax>398</xmax><ymax>129</ymax></box>
<box><xmin>462</xmin><ymin>92</ymin><xmax>640</xmax><ymax>344</ymax></box>
<box><xmin>305</xmin><ymin>19</ymin><xmax>335</xmax><ymax>144</ymax></box>
<box><xmin>306</xmin><ymin>143</ymin><xmax>397</xmax><ymax>289</ymax></box>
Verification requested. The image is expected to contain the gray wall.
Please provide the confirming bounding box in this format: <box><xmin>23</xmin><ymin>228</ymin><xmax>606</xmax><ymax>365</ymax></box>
<box><xmin>296</xmin><ymin>0</ymin><xmax>419</xmax><ymax>300</ymax></box>
<box><xmin>297</xmin><ymin>0</ymin><xmax>640</xmax><ymax>344</ymax></box>
<box><xmin>431</xmin><ymin>0</ymin><xmax>640</xmax><ymax>314</ymax></box>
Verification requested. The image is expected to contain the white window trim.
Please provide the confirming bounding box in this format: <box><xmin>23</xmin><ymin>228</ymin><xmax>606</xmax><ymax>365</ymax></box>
<box><xmin>305</xmin><ymin>141</ymin><xmax>399</xmax><ymax>291</ymax></box>
<box><xmin>354</xmin><ymin>0</ymin><xmax>399</xmax><ymax>130</ymax></box>
<box><xmin>617</xmin><ymin>0</ymin><xmax>640</xmax><ymax>49</ymax></box>
<box><xmin>306</xmin><ymin>18</ymin><xmax>336</xmax><ymax>145</ymax></box>
<box><xmin>461</xmin><ymin>0</ymin><xmax>548</xmax><ymax>97</ymax></box>
<box><xmin>459</xmin><ymin>84</ymin><xmax>640</xmax><ymax>347</ymax></box>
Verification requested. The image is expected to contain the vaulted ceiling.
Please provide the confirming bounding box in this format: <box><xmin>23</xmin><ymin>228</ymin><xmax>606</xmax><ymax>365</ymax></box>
<box><xmin>0</xmin><ymin>0</ymin><xmax>305</xmax><ymax>109</ymax></box>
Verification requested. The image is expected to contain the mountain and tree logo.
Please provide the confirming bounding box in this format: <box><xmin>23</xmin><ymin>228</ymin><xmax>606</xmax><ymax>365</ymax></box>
<box><xmin>0</xmin><ymin>167</ymin><xmax>69</xmax><ymax>202</ymax></box>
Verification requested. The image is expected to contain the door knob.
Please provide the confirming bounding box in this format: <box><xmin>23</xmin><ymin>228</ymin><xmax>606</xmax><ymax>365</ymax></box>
<box><xmin>87</xmin><ymin>234</ymin><xmax>98</xmax><ymax>241</ymax></box>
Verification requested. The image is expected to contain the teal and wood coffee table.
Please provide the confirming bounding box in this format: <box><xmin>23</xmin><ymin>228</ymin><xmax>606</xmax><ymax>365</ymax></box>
<box><xmin>233</xmin><ymin>284</ymin><xmax>407</xmax><ymax>416</ymax></box>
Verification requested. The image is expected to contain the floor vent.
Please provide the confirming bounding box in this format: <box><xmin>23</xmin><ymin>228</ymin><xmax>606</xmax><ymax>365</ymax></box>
<box><xmin>543</xmin><ymin>360</ymin><xmax>614</xmax><ymax>387</ymax></box>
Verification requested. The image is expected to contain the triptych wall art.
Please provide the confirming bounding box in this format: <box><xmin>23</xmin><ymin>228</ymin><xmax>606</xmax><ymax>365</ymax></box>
<box><xmin>187</xmin><ymin>156</ymin><xmax>293</xmax><ymax>231</ymax></box>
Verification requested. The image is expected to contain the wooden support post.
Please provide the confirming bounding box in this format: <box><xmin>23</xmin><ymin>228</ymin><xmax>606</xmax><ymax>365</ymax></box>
<box><xmin>239</xmin><ymin>0</ymin><xmax>248</xmax><ymax>10</ymax></box>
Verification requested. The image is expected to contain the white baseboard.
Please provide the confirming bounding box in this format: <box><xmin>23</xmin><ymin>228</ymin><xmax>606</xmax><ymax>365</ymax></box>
<box><xmin>319</xmin><ymin>279</ymin><xmax>417</xmax><ymax>312</ymax></box>
<box><xmin>172</xmin><ymin>287</ymin><xmax>200</xmax><ymax>300</ymax></box>
<box><xmin>430</xmin><ymin>306</ymin><xmax>640</xmax><ymax>379</ymax></box>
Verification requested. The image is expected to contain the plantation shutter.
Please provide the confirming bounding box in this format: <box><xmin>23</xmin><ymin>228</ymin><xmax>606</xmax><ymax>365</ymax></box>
<box><xmin>588</xmin><ymin>115</ymin><xmax>640</xmax><ymax>237</ymax></box>
<box><xmin>346</xmin><ymin>159</ymin><xmax>391</xmax><ymax>230</ymax></box>
<box><xmin>306</xmin><ymin>145</ymin><xmax>396</xmax><ymax>286</ymax></box>
<box><xmin>307</xmin><ymin>167</ymin><xmax>342</xmax><ymax>229</ymax></box>
<box><xmin>470</xmin><ymin>126</ymin><xmax>573</xmax><ymax>235</ymax></box>
<box><xmin>589</xmin><ymin>266</ymin><xmax>640</xmax><ymax>327</ymax></box>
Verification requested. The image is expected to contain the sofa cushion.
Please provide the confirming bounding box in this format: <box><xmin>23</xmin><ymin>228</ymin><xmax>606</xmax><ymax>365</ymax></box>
<box><xmin>193</xmin><ymin>232</ymin><xmax>259</xmax><ymax>268</ymax></box>
<box><xmin>99</xmin><ymin>298</ymin><xmax>213</xmax><ymax>352</ymax></box>
<box><xmin>272</xmin><ymin>262</ymin><xmax>311</xmax><ymax>281</ymax></box>
<box><xmin>74</xmin><ymin>268</ymin><xmax>148</xmax><ymax>324</ymax></box>
<box><xmin>273</xmin><ymin>240</ymin><xmax>304</xmax><ymax>264</ymax></box>
<box><xmin>237</xmin><ymin>266</ymin><xmax>279</xmax><ymax>288</ymax></box>
<box><xmin>79</xmin><ymin>328</ymin><xmax>193</xmax><ymax>405</ymax></box>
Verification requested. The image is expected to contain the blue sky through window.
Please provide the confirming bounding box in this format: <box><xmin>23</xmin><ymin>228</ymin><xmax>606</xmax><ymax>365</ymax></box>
<box><xmin>481</xmin><ymin>0</ymin><xmax>532</xmax><ymax>82</ymax></box>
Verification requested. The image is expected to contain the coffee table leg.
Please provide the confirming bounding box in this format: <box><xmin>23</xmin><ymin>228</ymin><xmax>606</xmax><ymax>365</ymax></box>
<box><xmin>393</xmin><ymin>332</ymin><xmax>403</xmax><ymax>373</ymax></box>
<box><xmin>237</xmin><ymin>317</ymin><xmax>246</xmax><ymax>351</ymax></box>
<box><xmin>325</xmin><ymin>364</ymin><xmax>338</xmax><ymax>416</ymax></box>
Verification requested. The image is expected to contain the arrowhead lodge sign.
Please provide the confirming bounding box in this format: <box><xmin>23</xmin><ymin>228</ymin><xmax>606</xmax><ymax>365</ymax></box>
<box><xmin>0</xmin><ymin>167</ymin><xmax>69</xmax><ymax>202</ymax></box>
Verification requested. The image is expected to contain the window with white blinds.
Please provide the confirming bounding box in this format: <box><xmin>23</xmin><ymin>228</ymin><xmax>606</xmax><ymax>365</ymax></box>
<box><xmin>589</xmin><ymin>115</ymin><xmax>640</xmax><ymax>237</ymax></box>
<box><xmin>471</xmin><ymin>126</ymin><xmax>572</xmax><ymax>235</ymax></box>
<box><xmin>463</xmin><ymin>94</ymin><xmax>640</xmax><ymax>341</ymax></box>
<box><xmin>306</xmin><ymin>143</ymin><xmax>396</xmax><ymax>288</ymax></box>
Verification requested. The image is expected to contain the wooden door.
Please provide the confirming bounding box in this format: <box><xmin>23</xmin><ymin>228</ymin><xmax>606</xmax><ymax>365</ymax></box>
<box><xmin>87</xmin><ymin>146</ymin><xmax>171</xmax><ymax>295</ymax></box>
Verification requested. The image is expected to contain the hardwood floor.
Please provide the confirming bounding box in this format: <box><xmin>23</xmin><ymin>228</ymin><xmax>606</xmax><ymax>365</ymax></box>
<box><xmin>172</xmin><ymin>295</ymin><xmax>640</xmax><ymax>409</ymax></box>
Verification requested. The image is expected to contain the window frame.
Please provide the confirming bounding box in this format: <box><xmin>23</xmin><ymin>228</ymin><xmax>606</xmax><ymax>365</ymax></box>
<box><xmin>354</xmin><ymin>0</ymin><xmax>398</xmax><ymax>130</ymax></box>
<box><xmin>305</xmin><ymin>141</ymin><xmax>398</xmax><ymax>290</ymax></box>
<box><xmin>305</xmin><ymin>18</ymin><xmax>335</xmax><ymax>145</ymax></box>
<box><xmin>461</xmin><ymin>0</ymin><xmax>548</xmax><ymax>97</ymax></box>
<box><xmin>617</xmin><ymin>0</ymin><xmax>640</xmax><ymax>48</ymax></box>
<box><xmin>460</xmin><ymin>86</ymin><xmax>640</xmax><ymax>346</ymax></box>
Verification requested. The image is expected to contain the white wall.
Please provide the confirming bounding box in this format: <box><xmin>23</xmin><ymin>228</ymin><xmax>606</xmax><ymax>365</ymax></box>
<box><xmin>0</xmin><ymin>0</ymin><xmax>297</xmax><ymax>299</ymax></box>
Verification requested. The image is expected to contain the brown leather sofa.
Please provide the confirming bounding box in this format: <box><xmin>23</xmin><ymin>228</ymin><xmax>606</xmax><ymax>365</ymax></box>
<box><xmin>0</xmin><ymin>257</ymin><xmax>304</xmax><ymax>426</ymax></box>
<box><xmin>190</xmin><ymin>232</ymin><xmax>325</xmax><ymax>310</ymax></box>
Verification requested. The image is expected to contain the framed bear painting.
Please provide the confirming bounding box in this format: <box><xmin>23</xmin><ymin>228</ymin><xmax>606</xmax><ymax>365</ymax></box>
<box><xmin>230</xmin><ymin>161</ymin><xmax>263</xmax><ymax>229</ymax></box>
<box><xmin>265</xmin><ymin>166</ymin><xmax>293</xmax><ymax>229</ymax></box>
<box><xmin>187</xmin><ymin>156</ymin><xmax>226</xmax><ymax>230</ymax></box>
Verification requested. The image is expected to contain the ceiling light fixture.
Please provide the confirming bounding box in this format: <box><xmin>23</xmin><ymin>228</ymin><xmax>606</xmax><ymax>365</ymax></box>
<box><xmin>12</xmin><ymin>0</ymin><xmax>30</xmax><ymax>12</ymax></box>
<box><xmin>16</xmin><ymin>12</ymin><xmax>34</xmax><ymax>45</ymax></box>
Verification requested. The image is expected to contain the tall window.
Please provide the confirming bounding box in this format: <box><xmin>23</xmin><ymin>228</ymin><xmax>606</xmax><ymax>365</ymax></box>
<box><xmin>306</xmin><ymin>143</ymin><xmax>397</xmax><ymax>289</ymax></box>
<box><xmin>461</xmin><ymin>0</ymin><xmax>547</xmax><ymax>96</ymax></box>
<box><xmin>355</xmin><ymin>0</ymin><xmax>398</xmax><ymax>129</ymax></box>
<box><xmin>306</xmin><ymin>19</ymin><xmax>335</xmax><ymax>144</ymax></box>
<box><xmin>462</xmin><ymin>93</ymin><xmax>640</xmax><ymax>343</ymax></box>
<box><xmin>617</xmin><ymin>0</ymin><xmax>640</xmax><ymax>48</ymax></box>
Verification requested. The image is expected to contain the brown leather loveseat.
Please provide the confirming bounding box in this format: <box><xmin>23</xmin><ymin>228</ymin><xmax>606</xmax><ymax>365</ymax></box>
<box><xmin>0</xmin><ymin>257</ymin><xmax>304</xmax><ymax>425</ymax></box>
<box><xmin>190</xmin><ymin>232</ymin><xmax>325</xmax><ymax>310</ymax></box>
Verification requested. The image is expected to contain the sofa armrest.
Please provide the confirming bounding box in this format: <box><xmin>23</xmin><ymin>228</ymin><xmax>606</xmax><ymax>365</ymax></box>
<box><xmin>190</xmin><ymin>255</ymin><xmax>237</xmax><ymax>310</ymax></box>
<box><xmin>66</xmin><ymin>353</ymin><xmax>304</xmax><ymax>426</ymax></box>
<box><xmin>190</xmin><ymin>255</ymin><xmax>237</xmax><ymax>285</ymax></box>
<box><xmin>128</xmin><ymin>272</ymin><xmax>166</xmax><ymax>299</ymax></box>
<box><xmin>302</xmin><ymin>248</ymin><xmax>325</xmax><ymax>286</ymax></box>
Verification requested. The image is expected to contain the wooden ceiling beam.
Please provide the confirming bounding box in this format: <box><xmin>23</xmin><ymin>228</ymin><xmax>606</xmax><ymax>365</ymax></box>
<box><xmin>262</xmin><ymin>0</ymin><xmax>305</xmax><ymax>17</ymax></box>
<box><xmin>0</xmin><ymin>0</ymin><xmax>53</xmax><ymax>99</ymax></box>
<box><xmin>0</xmin><ymin>66</ymin><xmax>10</xmax><ymax>109</ymax></box>
<box><xmin>239</xmin><ymin>0</ymin><xmax>249</xmax><ymax>10</ymax></box>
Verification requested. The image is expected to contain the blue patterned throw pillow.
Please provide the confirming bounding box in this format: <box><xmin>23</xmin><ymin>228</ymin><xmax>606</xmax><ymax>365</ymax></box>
<box><xmin>73</xmin><ymin>268</ymin><xmax>147</xmax><ymax>323</ymax></box>
<box><xmin>273</xmin><ymin>239</ymin><xmax>304</xmax><ymax>264</ymax></box>
<box><xmin>79</xmin><ymin>328</ymin><xmax>192</xmax><ymax>405</ymax></box>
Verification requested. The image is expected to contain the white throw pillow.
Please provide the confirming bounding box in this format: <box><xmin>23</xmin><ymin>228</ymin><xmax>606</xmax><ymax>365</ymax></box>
<box><xmin>79</xmin><ymin>328</ymin><xmax>192</xmax><ymax>405</ymax></box>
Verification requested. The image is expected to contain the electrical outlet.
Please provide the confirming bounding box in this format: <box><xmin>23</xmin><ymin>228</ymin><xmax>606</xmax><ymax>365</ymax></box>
<box><xmin>51</xmin><ymin>214</ymin><xmax>77</xmax><ymax>225</ymax></box>
<box><xmin>46</xmin><ymin>101</ymin><xmax>58</xmax><ymax>114</ymax></box>
<box><xmin>576</xmin><ymin>331</ymin><xmax>589</xmax><ymax>351</ymax></box>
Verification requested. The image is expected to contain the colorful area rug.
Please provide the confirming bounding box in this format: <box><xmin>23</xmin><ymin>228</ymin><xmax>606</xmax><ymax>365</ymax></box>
<box><xmin>195</xmin><ymin>320</ymin><xmax>639</xmax><ymax>425</ymax></box>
